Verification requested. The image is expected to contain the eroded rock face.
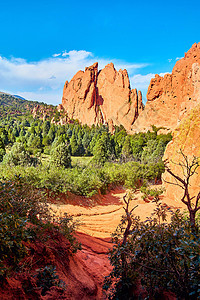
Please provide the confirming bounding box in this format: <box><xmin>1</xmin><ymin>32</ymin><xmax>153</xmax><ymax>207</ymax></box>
<box><xmin>0</xmin><ymin>231</ymin><xmax>112</xmax><ymax>300</ymax></box>
<box><xmin>163</xmin><ymin>103</ymin><xmax>200</xmax><ymax>203</ymax></box>
<box><xmin>61</xmin><ymin>62</ymin><xmax>144</xmax><ymax>131</ymax></box>
<box><xmin>132</xmin><ymin>42</ymin><xmax>200</xmax><ymax>133</ymax></box>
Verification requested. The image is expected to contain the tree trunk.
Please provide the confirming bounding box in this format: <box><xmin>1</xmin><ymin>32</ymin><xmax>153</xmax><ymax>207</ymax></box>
<box><xmin>189</xmin><ymin>210</ymin><xmax>196</xmax><ymax>232</ymax></box>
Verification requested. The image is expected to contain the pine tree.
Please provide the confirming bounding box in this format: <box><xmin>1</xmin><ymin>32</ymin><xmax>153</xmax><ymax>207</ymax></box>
<box><xmin>70</xmin><ymin>134</ymin><xmax>79</xmax><ymax>156</ymax></box>
<box><xmin>122</xmin><ymin>136</ymin><xmax>132</xmax><ymax>160</ymax></box>
<box><xmin>93</xmin><ymin>132</ymin><xmax>111</xmax><ymax>165</ymax></box>
<box><xmin>50</xmin><ymin>143</ymin><xmax>71</xmax><ymax>168</ymax></box>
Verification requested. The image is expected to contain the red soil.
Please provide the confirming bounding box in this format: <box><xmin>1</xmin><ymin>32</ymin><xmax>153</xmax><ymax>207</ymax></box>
<box><xmin>0</xmin><ymin>230</ymin><xmax>112</xmax><ymax>300</ymax></box>
<box><xmin>48</xmin><ymin>186</ymin><xmax>125</xmax><ymax>208</ymax></box>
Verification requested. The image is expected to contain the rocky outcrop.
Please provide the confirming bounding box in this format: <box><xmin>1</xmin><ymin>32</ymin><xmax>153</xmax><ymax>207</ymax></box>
<box><xmin>32</xmin><ymin>104</ymin><xmax>56</xmax><ymax>122</ymax></box>
<box><xmin>61</xmin><ymin>62</ymin><xmax>144</xmax><ymax>132</ymax></box>
<box><xmin>0</xmin><ymin>230</ymin><xmax>112</xmax><ymax>300</ymax></box>
<box><xmin>132</xmin><ymin>42</ymin><xmax>200</xmax><ymax>133</ymax></box>
<box><xmin>163</xmin><ymin>103</ymin><xmax>200</xmax><ymax>203</ymax></box>
<box><xmin>61</xmin><ymin>43</ymin><xmax>200</xmax><ymax>134</ymax></box>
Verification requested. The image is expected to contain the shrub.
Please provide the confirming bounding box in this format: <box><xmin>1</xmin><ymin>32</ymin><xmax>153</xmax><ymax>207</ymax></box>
<box><xmin>35</xmin><ymin>265</ymin><xmax>65</xmax><ymax>296</ymax></box>
<box><xmin>0</xmin><ymin>148</ymin><xmax>6</xmax><ymax>162</ymax></box>
<box><xmin>104</xmin><ymin>195</ymin><xmax>200</xmax><ymax>299</ymax></box>
<box><xmin>50</xmin><ymin>143</ymin><xmax>71</xmax><ymax>168</ymax></box>
<box><xmin>58</xmin><ymin>213</ymin><xmax>81</xmax><ymax>253</ymax></box>
<box><xmin>0</xmin><ymin>177</ymin><xmax>50</xmax><ymax>274</ymax></box>
<box><xmin>0</xmin><ymin>177</ymin><xmax>80</xmax><ymax>278</ymax></box>
<box><xmin>3</xmin><ymin>142</ymin><xmax>33</xmax><ymax>166</ymax></box>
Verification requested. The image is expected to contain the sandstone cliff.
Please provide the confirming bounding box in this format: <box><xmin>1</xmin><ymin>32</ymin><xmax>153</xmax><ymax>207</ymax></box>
<box><xmin>61</xmin><ymin>62</ymin><xmax>144</xmax><ymax>132</ymax></box>
<box><xmin>163</xmin><ymin>103</ymin><xmax>200</xmax><ymax>203</ymax></box>
<box><xmin>61</xmin><ymin>43</ymin><xmax>200</xmax><ymax>134</ymax></box>
<box><xmin>132</xmin><ymin>42</ymin><xmax>200</xmax><ymax>133</ymax></box>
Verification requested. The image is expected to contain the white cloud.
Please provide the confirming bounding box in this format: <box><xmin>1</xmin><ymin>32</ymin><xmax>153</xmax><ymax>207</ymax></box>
<box><xmin>15</xmin><ymin>91</ymin><xmax>61</xmax><ymax>105</ymax></box>
<box><xmin>130</xmin><ymin>72</ymin><xmax>169</xmax><ymax>100</ymax></box>
<box><xmin>49</xmin><ymin>75</ymin><xmax>56</xmax><ymax>80</ymax></box>
<box><xmin>176</xmin><ymin>56</ymin><xmax>183</xmax><ymax>60</ymax></box>
<box><xmin>168</xmin><ymin>58</ymin><xmax>172</xmax><ymax>63</ymax></box>
<box><xmin>0</xmin><ymin>50</ymin><xmax>149</xmax><ymax>105</ymax></box>
<box><xmin>61</xmin><ymin>50</ymin><xmax>93</xmax><ymax>60</ymax></box>
<box><xmin>52</xmin><ymin>53</ymin><xmax>61</xmax><ymax>57</ymax></box>
<box><xmin>130</xmin><ymin>73</ymin><xmax>155</xmax><ymax>90</ymax></box>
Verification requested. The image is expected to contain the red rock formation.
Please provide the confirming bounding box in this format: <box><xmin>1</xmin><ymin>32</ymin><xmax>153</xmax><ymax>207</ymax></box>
<box><xmin>61</xmin><ymin>62</ymin><xmax>144</xmax><ymax>131</ymax></box>
<box><xmin>32</xmin><ymin>105</ymin><xmax>40</xmax><ymax>118</ymax></box>
<box><xmin>132</xmin><ymin>42</ymin><xmax>200</xmax><ymax>133</ymax></box>
<box><xmin>162</xmin><ymin>103</ymin><xmax>200</xmax><ymax>203</ymax></box>
<box><xmin>31</xmin><ymin>104</ymin><xmax>56</xmax><ymax>122</ymax></box>
<box><xmin>57</xmin><ymin>104</ymin><xmax>64</xmax><ymax>112</ymax></box>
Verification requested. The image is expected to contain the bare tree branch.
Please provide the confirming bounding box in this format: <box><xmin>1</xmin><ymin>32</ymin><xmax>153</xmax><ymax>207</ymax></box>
<box><xmin>164</xmin><ymin>151</ymin><xmax>200</xmax><ymax>230</ymax></box>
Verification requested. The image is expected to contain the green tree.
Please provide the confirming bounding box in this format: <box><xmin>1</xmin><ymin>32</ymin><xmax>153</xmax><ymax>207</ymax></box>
<box><xmin>121</xmin><ymin>136</ymin><xmax>132</xmax><ymax>160</ymax></box>
<box><xmin>22</xmin><ymin>119</ymin><xmax>30</xmax><ymax>127</ymax></box>
<box><xmin>0</xmin><ymin>128</ymin><xmax>9</xmax><ymax>145</ymax></box>
<box><xmin>30</xmin><ymin>124</ymin><xmax>36</xmax><ymax>135</ymax></box>
<box><xmin>0</xmin><ymin>137</ymin><xmax>6</xmax><ymax>161</ymax></box>
<box><xmin>89</xmin><ymin>133</ymin><xmax>99</xmax><ymax>154</ymax></box>
<box><xmin>50</xmin><ymin>143</ymin><xmax>71</xmax><ymax>168</ymax></box>
<box><xmin>27</xmin><ymin>133</ymin><xmax>35</xmax><ymax>147</ymax></box>
<box><xmin>19</xmin><ymin>127</ymin><xmax>26</xmax><ymax>137</ymax></box>
<box><xmin>12</xmin><ymin>126</ymin><xmax>19</xmax><ymax>138</ymax></box>
<box><xmin>131</xmin><ymin>133</ymin><xmax>146</xmax><ymax>158</ymax></box>
<box><xmin>42</xmin><ymin>135</ymin><xmax>51</xmax><ymax>147</ymax></box>
<box><xmin>141</xmin><ymin>139</ymin><xmax>165</xmax><ymax>164</ymax></box>
<box><xmin>42</xmin><ymin>120</ymin><xmax>50</xmax><ymax>136</ymax></box>
<box><xmin>48</xmin><ymin>127</ymin><xmax>55</xmax><ymax>143</ymax></box>
<box><xmin>70</xmin><ymin>134</ymin><xmax>79</xmax><ymax>156</ymax></box>
<box><xmin>93</xmin><ymin>132</ymin><xmax>112</xmax><ymax>165</ymax></box>
<box><xmin>3</xmin><ymin>142</ymin><xmax>32</xmax><ymax>166</ymax></box>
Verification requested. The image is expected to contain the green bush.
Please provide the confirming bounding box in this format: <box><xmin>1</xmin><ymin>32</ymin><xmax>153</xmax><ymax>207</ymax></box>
<box><xmin>50</xmin><ymin>143</ymin><xmax>71</xmax><ymax>168</ymax></box>
<box><xmin>59</xmin><ymin>213</ymin><xmax>81</xmax><ymax>253</ymax></box>
<box><xmin>3</xmin><ymin>142</ymin><xmax>33</xmax><ymax>166</ymax></box>
<box><xmin>0</xmin><ymin>177</ymin><xmax>80</xmax><ymax>278</ymax></box>
<box><xmin>0</xmin><ymin>159</ymin><xmax>166</xmax><ymax>198</ymax></box>
<box><xmin>104</xmin><ymin>203</ymin><xmax>200</xmax><ymax>299</ymax></box>
<box><xmin>0</xmin><ymin>179</ymin><xmax>41</xmax><ymax>275</ymax></box>
<box><xmin>35</xmin><ymin>265</ymin><xmax>65</xmax><ymax>296</ymax></box>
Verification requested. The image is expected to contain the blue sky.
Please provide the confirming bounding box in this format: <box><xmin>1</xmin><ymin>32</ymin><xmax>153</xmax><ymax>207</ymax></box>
<box><xmin>0</xmin><ymin>0</ymin><xmax>199</xmax><ymax>105</ymax></box>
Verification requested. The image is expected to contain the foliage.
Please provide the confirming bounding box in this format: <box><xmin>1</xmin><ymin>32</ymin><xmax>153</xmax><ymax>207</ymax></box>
<box><xmin>0</xmin><ymin>177</ymin><xmax>80</xmax><ymax>278</ymax></box>
<box><xmin>58</xmin><ymin>213</ymin><xmax>82</xmax><ymax>253</ymax></box>
<box><xmin>0</xmin><ymin>160</ymin><xmax>166</xmax><ymax>198</ymax></box>
<box><xmin>0</xmin><ymin>93</ymin><xmax>57</xmax><ymax>121</ymax></box>
<box><xmin>0</xmin><ymin>137</ymin><xmax>6</xmax><ymax>162</ymax></box>
<box><xmin>0</xmin><ymin>178</ymin><xmax>48</xmax><ymax>276</ymax></box>
<box><xmin>50</xmin><ymin>143</ymin><xmax>71</xmax><ymax>168</ymax></box>
<box><xmin>141</xmin><ymin>185</ymin><xmax>164</xmax><ymax>201</ymax></box>
<box><xmin>35</xmin><ymin>265</ymin><xmax>66</xmax><ymax>296</ymax></box>
<box><xmin>0</xmin><ymin>94</ymin><xmax>172</xmax><ymax>198</ymax></box>
<box><xmin>0</xmin><ymin>97</ymin><xmax>172</xmax><ymax>163</ymax></box>
<box><xmin>104</xmin><ymin>194</ymin><xmax>200</xmax><ymax>299</ymax></box>
<box><xmin>93</xmin><ymin>132</ymin><xmax>111</xmax><ymax>165</ymax></box>
<box><xmin>3</xmin><ymin>142</ymin><xmax>33</xmax><ymax>166</ymax></box>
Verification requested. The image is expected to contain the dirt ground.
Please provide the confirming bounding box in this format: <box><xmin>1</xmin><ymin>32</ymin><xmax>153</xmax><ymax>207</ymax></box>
<box><xmin>50</xmin><ymin>185</ymin><xmax>186</xmax><ymax>238</ymax></box>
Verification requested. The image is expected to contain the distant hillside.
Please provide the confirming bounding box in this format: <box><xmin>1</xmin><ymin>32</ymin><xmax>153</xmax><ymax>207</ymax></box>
<box><xmin>0</xmin><ymin>93</ymin><xmax>62</xmax><ymax>122</ymax></box>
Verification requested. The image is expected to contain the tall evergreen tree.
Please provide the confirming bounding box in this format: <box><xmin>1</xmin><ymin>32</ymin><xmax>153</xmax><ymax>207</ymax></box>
<box><xmin>50</xmin><ymin>143</ymin><xmax>71</xmax><ymax>168</ymax></box>
<box><xmin>70</xmin><ymin>134</ymin><xmax>79</xmax><ymax>156</ymax></box>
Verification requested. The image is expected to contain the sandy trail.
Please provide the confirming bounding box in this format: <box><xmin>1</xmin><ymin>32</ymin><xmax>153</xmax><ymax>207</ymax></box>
<box><xmin>50</xmin><ymin>186</ymin><xmax>186</xmax><ymax>238</ymax></box>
